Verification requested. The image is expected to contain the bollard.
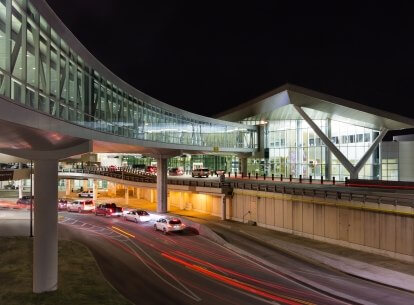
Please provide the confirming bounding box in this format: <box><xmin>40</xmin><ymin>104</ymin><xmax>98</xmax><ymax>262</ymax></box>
<box><xmin>272</xmin><ymin>174</ymin><xmax>274</xmax><ymax>181</ymax></box>
<box><xmin>345</xmin><ymin>177</ymin><xmax>348</xmax><ymax>185</ymax></box>
<box><xmin>333</xmin><ymin>176</ymin><xmax>335</xmax><ymax>185</ymax></box>
<box><xmin>299</xmin><ymin>175</ymin><xmax>302</xmax><ymax>183</ymax></box>
<box><xmin>321</xmin><ymin>176</ymin><xmax>324</xmax><ymax>184</ymax></box>
<box><xmin>256</xmin><ymin>173</ymin><xmax>258</xmax><ymax>180</ymax></box>
<box><xmin>235</xmin><ymin>172</ymin><xmax>237</xmax><ymax>178</ymax></box>
<box><xmin>228</xmin><ymin>172</ymin><xmax>231</xmax><ymax>178</ymax></box>
<box><xmin>280</xmin><ymin>174</ymin><xmax>283</xmax><ymax>182</ymax></box>
<box><xmin>309</xmin><ymin>175</ymin><xmax>312</xmax><ymax>184</ymax></box>
<box><xmin>289</xmin><ymin>175</ymin><xmax>292</xmax><ymax>182</ymax></box>
<box><xmin>263</xmin><ymin>174</ymin><xmax>266</xmax><ymax>180</ymax></box>
<box><xmin>248</xmin><ymin>173</ymin><xmax>251</xmax><ymax>179</ymax></box>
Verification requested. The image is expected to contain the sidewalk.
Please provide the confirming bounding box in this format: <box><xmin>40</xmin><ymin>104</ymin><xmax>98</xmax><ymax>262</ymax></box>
<box><xmin>170</xmin><ymin>209</ymin><xmax>414</xmax><ymax>293</ymax></box>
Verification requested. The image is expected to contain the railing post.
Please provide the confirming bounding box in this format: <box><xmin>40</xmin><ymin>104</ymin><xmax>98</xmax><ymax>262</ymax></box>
<box><xmin>248</xmin><ymin>173</ymin><xmax>251</xmax><ymax>179</ymax></box>
<box><xmin>333</xmin><ymin>176</ymin><xmax>335</xmax><ymax>185</ymax></box>
<box><xmin>289</xmin><ymin>175</ymin><xmax>292</xmax><ymax>182</ymax></box>
<box><xmin>228</xmin><ymin>172</ymin><xmax>231</xmax><ymax>178</ymax></box>
<box><xmin>321</xmin><ymin>176</ymin><xmax>323</xmax><ymax>184</ymax></box>
<box><xmin>299</xmin><ymin>175</ymin><xmax>302</xmax><ymax>183</ymax></box>
<box><xmin>235</xmin><ymin>172</ymin><xmax>237</xmax><ymax>178</ymax></box>
<box><xmin>255</xmin><ymin>173</ymin><xmax>258</xmax><ymax>180</ymax></box>
<box><xmin>345</xmin><ymin>177</ymin><xmax>349</xmax><ymax>185</ymax></box>
<box><xmin>280</xmin><ymin>174</ymin><xmax>283</xmax><ymax>182</ymax></box>
<box><xmin>263</xmin><ymin>174</ymin><xmax>266</xmax><ymax>180</ymax></box>
<box><xmin>309</xmin><ymin>175</ymin><xmax>312</xmax><ymax>184</ymax></box>
<box><xmin>271</xmin><ymin>174</ymin><xmax>274</xmax><ymax>181</ymax></box>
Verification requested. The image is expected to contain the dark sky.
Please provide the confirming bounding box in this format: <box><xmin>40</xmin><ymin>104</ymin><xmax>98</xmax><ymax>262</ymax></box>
<box><xmin>46</xmin><ymin>1</ymin><xmax>414</xmax><ymax>124</ymax></box>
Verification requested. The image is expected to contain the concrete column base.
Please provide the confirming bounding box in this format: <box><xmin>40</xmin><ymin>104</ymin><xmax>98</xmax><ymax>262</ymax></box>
<box><xmin>156</xmin><ymin>157</ymin><xmax>168</xmax><ymax>213</ymax></box>
<box><xmin>33</xmin><ymin>159</ymin><xmax>58</xmax><ymax>293</ymax></box>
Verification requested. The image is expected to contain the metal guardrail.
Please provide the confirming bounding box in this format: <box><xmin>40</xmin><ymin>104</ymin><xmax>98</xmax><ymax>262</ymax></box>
<box><xmin>58</xmin><ymin>168</ymin><xmax>414</xmax><ymax>207</ymax></box>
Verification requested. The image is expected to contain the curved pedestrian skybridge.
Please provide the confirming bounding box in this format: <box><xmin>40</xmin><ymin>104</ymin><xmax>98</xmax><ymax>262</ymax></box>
<box><xmin>0</xmin><ymin>0</ymin><xmax>257</xmax><ymax>152</ymax></box>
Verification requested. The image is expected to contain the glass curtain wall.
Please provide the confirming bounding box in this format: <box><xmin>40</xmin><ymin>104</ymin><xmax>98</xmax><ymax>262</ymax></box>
<box><xmin>242</xmin><ymin>117</ymin><xmax>379</xmax><ymax>181</ymax></box>
<box><xmin>0</xmin><ymin>0</ymin><xmax>256</xmax><ymax>149</ymax></box>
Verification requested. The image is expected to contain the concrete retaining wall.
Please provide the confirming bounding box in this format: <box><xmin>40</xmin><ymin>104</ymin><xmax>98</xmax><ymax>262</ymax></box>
<box><xmin>230</xmin><ymin>189</ymin><xmax>414</xmax><ymax>262</ymax></box>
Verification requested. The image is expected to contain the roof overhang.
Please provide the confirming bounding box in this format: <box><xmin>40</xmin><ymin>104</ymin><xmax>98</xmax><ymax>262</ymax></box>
<box><xmin>216</xmin><ymin>84</ymin><xmax>414</xmax><ymax>130</ymax></box>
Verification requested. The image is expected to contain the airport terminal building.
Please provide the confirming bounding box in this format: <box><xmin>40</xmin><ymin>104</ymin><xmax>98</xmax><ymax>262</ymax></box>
<box><xmin>215</xmin><ymin>84</ymin><xmax>414</xmax><ymax>181</ymax></box>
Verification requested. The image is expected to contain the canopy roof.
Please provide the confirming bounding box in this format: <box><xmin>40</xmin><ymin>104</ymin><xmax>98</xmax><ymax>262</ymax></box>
<box><xmin>216</xmin><ymin>84</ymin><xmax>414</xmax><ymax>130</ymax></box>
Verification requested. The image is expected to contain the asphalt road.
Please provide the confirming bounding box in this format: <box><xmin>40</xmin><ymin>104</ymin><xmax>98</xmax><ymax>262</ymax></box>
<box><xmin>58</xmin><ymin>211</ymin><xmax>350</xmax><ymax>305</ymax></box>
<box><xmin>203</xmin><ymin>221</ymin><xmax>414</xmax><ymax>305</ymax></box>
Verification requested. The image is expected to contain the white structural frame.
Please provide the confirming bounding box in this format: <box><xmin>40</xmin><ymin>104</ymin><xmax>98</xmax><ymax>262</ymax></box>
<box><xmin>294</xmin><ymin>105</ymin><xmax>388</xmax><ymax>179</ymax></box>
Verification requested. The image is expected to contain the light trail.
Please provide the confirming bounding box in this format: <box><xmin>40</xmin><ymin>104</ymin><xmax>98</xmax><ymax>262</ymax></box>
<box><xmin>162</xmin><ymin>252</ymin><xmax>310</xmax><ymax>305</ymax></box>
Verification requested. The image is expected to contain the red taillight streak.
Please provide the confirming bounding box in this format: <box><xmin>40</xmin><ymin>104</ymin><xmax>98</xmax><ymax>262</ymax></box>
<box><xmin>173</xmin><ymin>250</ymin><xmax>319</xmax><ymax>298</ymax></box>
<box><xmin>161</xmin><ymin>253</ymin><xmax>302</xmax><ymax>305</ymax></box>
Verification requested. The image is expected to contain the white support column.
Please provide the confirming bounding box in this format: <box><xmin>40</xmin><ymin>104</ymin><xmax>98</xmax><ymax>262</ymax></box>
<box><xmin>156</xmin><ymin>157</ymin><xmax>168</xmax><ymax>213</ymax></box>
<box><xmin>240</xmin><ymin>157</ymin><xmax>248</xmax><ymax>175</ymax></box>
<box><xmin>221</xmin><ymin>195</ymin><xmax>226</xmax><ymax>220</ymax></box>
<box><xmin>351</xmin><ymin>129</ymin><xmax>388</xmax><ymax>179</ymax></box>
<box><xmin>179</xmin><ymin>192</ymin><xmax>185</xmax><ymax>210</ymax></box>
<box><xmin>31</xmin><ymin>172</ymin><xmax>34</xmax><ymax>196</ymax></box>
<box><xmin>18</xmin><ymin>163</ymin><xmax>23</xmax><ymax>198</ymax></box>
<box><xmin>33</xmin><ymin>159</ymin><xmax>58</xmax><ymax>293</ymax></box>
<box><xmin>18</xmin><ymin>180</ymin><xmax>23</xmax><ymax>199</ymax></box>
<box><xmin>65</xmin><ymin>179</ymin><xmax>71</xmax><ymax>196</ymax></box>
<box><xmin>93</xmin><ymin>180</ymin><xmax>98</xmax><ymax>202</ymax></box>
<box><xmin>125</xmin><ymin>187</ymin><xmax>129</xmax><ymax>207</ymax></box>
<box><xmin>82</xmin><ymin>179</ymin><xmax>88</xmax><ymax>191</ymax></box>
<box><xmin>293</xmin><ymin>105</ymin><xmax>355</xmax><ymax>175</ymax></box>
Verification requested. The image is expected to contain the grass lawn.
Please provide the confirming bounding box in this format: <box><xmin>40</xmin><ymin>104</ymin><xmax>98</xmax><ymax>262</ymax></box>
<box><xmin>0</xmin><ymin>237</ymin><xmax>132</xmax><ymax>305</ymax></box>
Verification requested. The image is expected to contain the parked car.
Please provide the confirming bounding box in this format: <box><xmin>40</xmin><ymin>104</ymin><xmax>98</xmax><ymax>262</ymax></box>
<box><xmin>16</xmin><ymin>195</ymin><xmax>34</xmax><ymax>205</ymax></box>
<box><xmin>132</xmin><ymin>164</ymin><xmax>146</xmax><ymax>170</ymax></box>
<box><xmin>146</xmin><ymin>166</ymin><xmax>157</xmax><ymax>174</ymax></box>
<box><xmin>58</xmin><ymin>198</ymin><xmax>68</xmax><ymax>210</ymax></box>
<box><xmin>78</xmin><ymin>190</ymin><xmax>94</xmax><ymax>198</ymax></box>
<box><xmin>108</xmin><ymin>165</ymin><xmax>117</xmax><ymax>172</ymax></box>
<box><xmin>215</xmin><ymin>169</ymin><xmax>226</xmax><ymax>176</ymax></box>
<box><xmin>168</xmin><ymin>167</ymin><xmax>183</xmax><ymax>176</ymax></box>
<box><xmin>67</xmin><ymin>200</ymin><xmax>95</xmax><ymax>213</ymax></box>
<box><xmin>154</xmin><ymin>217</ymin><xmax>186</xmax><ymax>234</ymax></box>
<box><xmin>4</xmin><ymin>184</ymin><xmax>18</xmax><ymax>190</ymax></box>
<box><xmin>192</xmin><ymin>168</ymin><xmax>210</xmax><ymax>178</ymax></box>
<box><xmin>124</xmin><ymin>210</ymin><xmax>151</xmax><ymax>222</ymax></box>
<box><xmin>94</xmin><ymin>203</ymin><xmax>123</xmax><ymax>217</ymax></box>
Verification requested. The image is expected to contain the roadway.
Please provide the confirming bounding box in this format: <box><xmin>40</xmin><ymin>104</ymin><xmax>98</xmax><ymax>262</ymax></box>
<box><xmin>58</xmin><ymin>211</ymin><xmax>350</xmax><ymax>305</ymax></box>
<box><xmin>57</xmin><ymin>211</ymin><xmax>414</xmax><ymax>305</ymax></box>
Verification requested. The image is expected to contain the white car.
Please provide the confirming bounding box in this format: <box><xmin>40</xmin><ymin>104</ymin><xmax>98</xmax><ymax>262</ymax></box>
<box><xmin>67</xmin><ymin>200</ymin><xmax>95</xmax><ymax>213</ymax></box>
<box><xmin>124</xmin><ymin>210</ymin><xmax>151</xmax><ymax>222</ymax></box>
<box><xmin>78</xmin><ymin>190</ymin><xmax>94</xmax><ymax>198</ymax></box>
<box><xmin>154</xmin><ymin>217</ymin><xmax>186</xmax><ymax>234</ymax></box>
<box><xmin>192</xmin><ymin>168</ymin><xmax>210</xmax><ymax>178</ymax></box>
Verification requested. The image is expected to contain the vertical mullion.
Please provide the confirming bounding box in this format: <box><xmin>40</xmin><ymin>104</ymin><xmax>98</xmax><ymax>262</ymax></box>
<box><xmin>56</xmin><ymin>46</ymin><xmax>60</xmax><ymax>117</ymax></box>
<box><xmin>45</xmin><ymin>24</ymin><xmax>51</xmax><ymax>111</ymax></box>
<box><xmin>33</xmin><ymin>13</ymin><xmax>39</xmax><ymax>109</ymax></box>
<box><xmin>21</xmin><ymin>0</ymin><xmax>27</xmax><ymax>104</ymax></box>
<box><xmin>4</xmin><ymin>0</ymin><xmax>12</xmax><ymax>97</ymax></box>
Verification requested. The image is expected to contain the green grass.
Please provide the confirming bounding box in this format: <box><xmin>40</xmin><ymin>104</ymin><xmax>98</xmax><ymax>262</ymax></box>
<box><xmin>0</xmin><ymin>237</ymin><xmax>132</xmax><ymax>305</ymax></box>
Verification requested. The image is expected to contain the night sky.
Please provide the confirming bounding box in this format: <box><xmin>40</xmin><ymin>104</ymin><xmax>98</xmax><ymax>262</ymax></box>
<box><xmin>46</xmin><ymin>1</ymin><xmax>414</xmax><ymax>137</ymax></box>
